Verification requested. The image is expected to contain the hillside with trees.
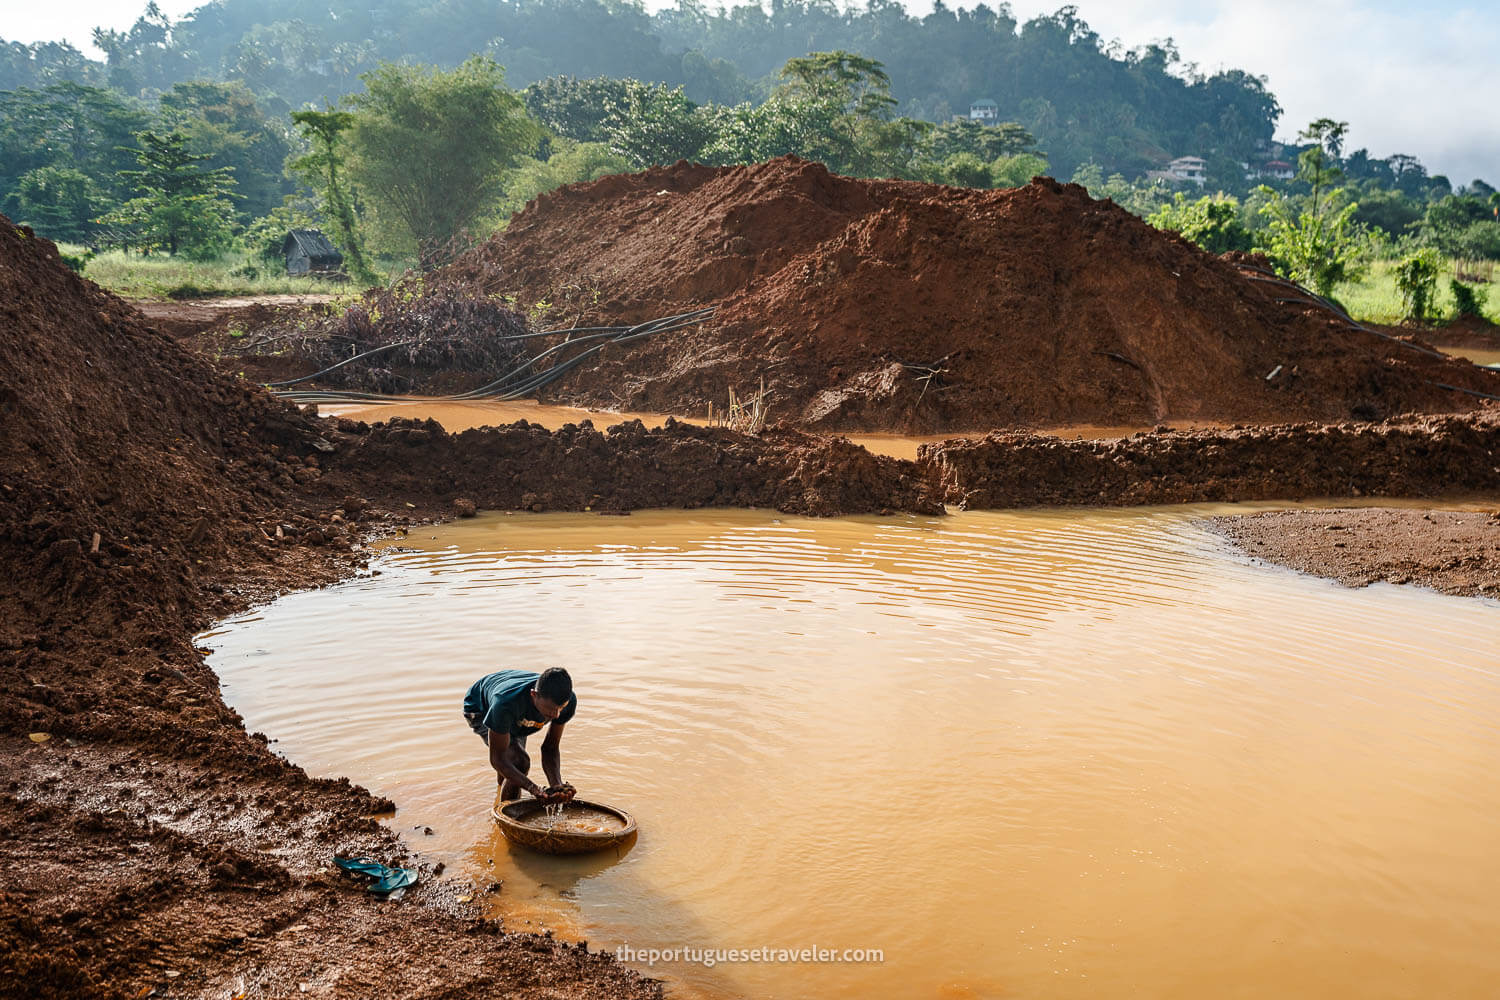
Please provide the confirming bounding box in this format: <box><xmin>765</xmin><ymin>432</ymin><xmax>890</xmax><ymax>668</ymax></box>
<box><xmin>3</xmin><ymin>1</ymin><xmax>1279</xmax><ymax>179</ymax></box>
<box><xmin>0</xmin><ymin>1</ymin><xmax>1494</xmax><ymax>324</ymax></box>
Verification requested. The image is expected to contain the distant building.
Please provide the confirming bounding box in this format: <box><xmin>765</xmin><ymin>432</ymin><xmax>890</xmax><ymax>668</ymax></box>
<box><xmin>283</xmin><ymin>229</ymin><xmax>343</xmax><ymax>276</ymax></box>
<box><xmin>1261</xmin><ymin>160</ymin><xmax>1296</xmax><ymax>180</ymax></box>
<box><xmin>1244</xmin><ymin>160</ymin><xmax>1296</xmax><ymax>182</ymax></box>
<box><xmin>968</xmin><ymin>99</ymin><xmax>998</xmax><ymax>121</ymax></box>
<box><xmin>1145</xmin><ymin>155</ymin><xmax>1207</xmax><ymax>187</ymax></box>
<box><xmin>1166</xmin><ymin>156</ymin><xmax>1207</xmax><ymax>185</ymax></box>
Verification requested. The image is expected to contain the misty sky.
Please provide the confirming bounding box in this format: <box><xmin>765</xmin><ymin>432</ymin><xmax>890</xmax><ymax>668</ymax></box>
<box><xmin>5</xmin><ymin>0</ymin><xmax>1496</xmax><ymax>185</ymax></box>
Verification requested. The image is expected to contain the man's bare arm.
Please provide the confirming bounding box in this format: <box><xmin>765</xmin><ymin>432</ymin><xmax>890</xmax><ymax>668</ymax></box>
<box><xmin>541</xmin><ymin>722</ymin><xmax>565</xmax><ymax>789</ymax></box>
<box><xmin>488</xmin><ymin>731</ymin><xmax>541</xmax><ymax>796</ymax></box>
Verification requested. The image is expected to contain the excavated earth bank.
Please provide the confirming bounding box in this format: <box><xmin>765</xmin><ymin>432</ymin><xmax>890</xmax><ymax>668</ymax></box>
<box><xmin>435</xmin><ymin>156</ymin><xmax>1500</xmax><ymax>432</ymax></box>
<box><xmin>921</xmin><ymin>412</ymin><xmax>1500</xmax><ymax>509</ymax></box>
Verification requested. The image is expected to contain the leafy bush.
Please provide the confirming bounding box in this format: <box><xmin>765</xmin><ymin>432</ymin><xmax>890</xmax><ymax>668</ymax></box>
<box><xmin>1450</xmin><ymin>278</ymin><xmax>1489</xmax><ymax>318</ymax></box>
<box><xmin>1256</xmin><ymin>189</ymin><xmax>1367</xmax><ymax>297</ymax></box>
<box><xmin>1394</xmin><ymin>248</ymin><xmax>1442</xmax><ymax>322</ymax></box>
<box><xmin>59</xmin><ymin>248</ymin><xmax>97</xmax><ymax>273</ymax></box>
<box><xmin>991</xmin><ymin>153</ymin><xmax>1049</xmax><ymax>189</ymax></box>
<box><xmin>940</xmin><ymin>152</ymin><xmax>991</xmax><ymax>189</ymax></box>
<box><xmin>494</xmin><ymin>139</ymin><xmax>634</xmax><ymax>220</ymax></box>
<box><xmin>1148</xmin><ymin>193</ymin><xmax>1254</xmax><ymax>254</ymax></box>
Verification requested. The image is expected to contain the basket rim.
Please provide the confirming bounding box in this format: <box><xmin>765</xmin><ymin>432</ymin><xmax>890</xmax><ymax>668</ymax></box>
<box><xmin>491</xmin><ymin>798</ymin><xmax>637</xmax><ymax>848</ymax></box>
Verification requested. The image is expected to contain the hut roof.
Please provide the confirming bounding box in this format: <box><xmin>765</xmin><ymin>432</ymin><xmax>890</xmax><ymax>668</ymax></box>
<box><xmin>283</xmin><ymin>229</ymin><xmax>340</xmax><ymax>260</ymax></box>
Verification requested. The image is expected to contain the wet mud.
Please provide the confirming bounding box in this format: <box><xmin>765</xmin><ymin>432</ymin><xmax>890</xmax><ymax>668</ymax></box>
<box><xmin>1212</xmin><ymin>507</ymin><xmax>1500</xmax><ymax>598</ymax></box>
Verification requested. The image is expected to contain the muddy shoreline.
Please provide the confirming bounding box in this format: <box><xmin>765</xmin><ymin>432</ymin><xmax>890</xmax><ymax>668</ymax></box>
<box><xmin>1211</xmin><ymin>507</ymin><xmax>1500</xmax><ymax>598</ymax></box>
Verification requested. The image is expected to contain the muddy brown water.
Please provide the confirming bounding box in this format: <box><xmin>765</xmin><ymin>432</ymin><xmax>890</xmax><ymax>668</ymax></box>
<box><xmin>1437</xmin><ymin>346</ymin><xmax>1500</xmax><ymax>368</ymax></box>
<box><xmin>318</xmin><ymin>399</ymin><xmax>1225</xmax><ymax>458</ymax></box>
<box><xmin>201</xmin><ymin>506</ymin><xmax>1500</xmax><ymax>999</ymax></box>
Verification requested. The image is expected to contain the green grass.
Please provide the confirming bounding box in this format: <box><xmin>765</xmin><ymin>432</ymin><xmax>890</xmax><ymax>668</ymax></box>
<box><xmin>75</xmin><ymin>248</ymin><xmax>319</xmax><ymax>298</ymax></box>
<box><xmin>63</xmin><ymin>241</ymin><xmax>1500</xmax><ymax>330</ymax></box>
<box><xmin>66</xmin><ymin>246</ymin><xmax>406</xmax><ymax>300</ymax></box>
<box><xmin>1335</xmin><ymin>259</ymin><xmax>1500</xmax><ymax>326</ymax></box>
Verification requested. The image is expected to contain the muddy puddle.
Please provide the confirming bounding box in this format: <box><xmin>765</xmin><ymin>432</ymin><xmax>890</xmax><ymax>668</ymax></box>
<box><xmin>318</xmin><ymin>398</ymin><xmax>1221</xmax><ymax>459</ymax></box>
<box><xmin>1437</xmin><ymin>346</ymin><xmax>1500</xmax><ymax>368</ymax></box>
<box><xmin>201</xmin><ymin>505</ymin><xmax>1500</xmax><ymax>999</ymax></box>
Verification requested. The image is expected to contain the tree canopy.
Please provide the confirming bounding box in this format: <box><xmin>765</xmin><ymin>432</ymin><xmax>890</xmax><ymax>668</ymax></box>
<box><xmin>345</xmin><ymin>56</ymin><xmax>541</xmax><ymax>262</ymax></box>
<box><xmin>2</xmin><ymin>0</ymin><xmax>1285</xmax><ymax>179</ymax></box>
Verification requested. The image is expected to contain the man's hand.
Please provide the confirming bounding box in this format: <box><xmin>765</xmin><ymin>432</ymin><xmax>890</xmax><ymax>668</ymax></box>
<box><xmin>534</xmin><ymin>782</ymin><xmax>575</xmax><ymax>805</ymax></box>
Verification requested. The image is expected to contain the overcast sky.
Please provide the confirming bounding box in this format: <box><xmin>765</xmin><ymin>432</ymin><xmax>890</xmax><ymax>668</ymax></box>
<box><xmin>5</xmin><ymin>0</ymin><xmax>1496</xmax><ymax>185</ymax></box>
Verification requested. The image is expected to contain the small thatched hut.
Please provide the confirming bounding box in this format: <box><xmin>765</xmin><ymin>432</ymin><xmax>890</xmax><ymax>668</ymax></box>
<box><xmin>282</xmin><ymin>229</ymin><xmax>343</xmax><ymax>276</ymax></box>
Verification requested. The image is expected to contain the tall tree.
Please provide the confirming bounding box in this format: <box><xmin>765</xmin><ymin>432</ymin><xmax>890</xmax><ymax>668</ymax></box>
<box><xmin>770</xmin><ymin>50</ymin><xmax>927</xmax><ymax>177</ymax></box>
<box><xmin>1253</xmin><ymin>118</ymin><xmax>1364</xmax><ymax>297</ymax></box>
<box><xmin>600</xmin><ymin>80</ymin><xmax>714</xmax><ymax>167</ymax></box>
<box><xmin>6</xmin><ymin>166</ymin><xmax>104</xmax><ymax>242</ymax></box>
<box><xmin>345</xmin><ymin>56</ymin><xmax>541</xmax><ymax>264</ymax></box>
<box><xmin>290</xmin><ymin>108</ymin><xmax>377</xmax><ymax>284</ymax></box>
<box><xmin>159</xmin><ymin>80</ymin><xmax>294</xmax><ymax>221</ymax></box>
<box><xmin>101</xmin><ymin>129</ymin><xmax>238</xmax><ymax>258</ymax></box>
<box><xmin>0</xmin><ymin>82</ymin><xmax>147</xmax><ymax>203</ymax></box>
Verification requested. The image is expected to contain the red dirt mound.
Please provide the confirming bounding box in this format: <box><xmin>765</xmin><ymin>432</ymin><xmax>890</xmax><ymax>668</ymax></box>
<box><xmin>442</xmin><ymin>156</ymin><xmax>1500</xmax><ymax>431</ymax></box>
<box><xmin>0</xmin><ymin>220</ymin><xmax>664</xmax><ymax>999</ymax></box>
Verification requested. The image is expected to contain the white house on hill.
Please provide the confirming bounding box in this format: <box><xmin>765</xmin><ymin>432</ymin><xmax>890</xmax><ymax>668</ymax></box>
<box><xmin>968</xmin><ymin>99</ymin><xmax>998</xmax><ymax>121</ymax></box>
<box><xmin>1165</xmin><ymin>156</ymin><xmax>1206</xmax><ymax>185</ymax></box>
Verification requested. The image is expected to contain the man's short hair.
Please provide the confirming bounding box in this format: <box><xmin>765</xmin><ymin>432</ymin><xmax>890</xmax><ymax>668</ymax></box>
<box><xmin>536</xmin><ymin>667</ymin><xmax>572</xmax><ymax>704</ymax></box>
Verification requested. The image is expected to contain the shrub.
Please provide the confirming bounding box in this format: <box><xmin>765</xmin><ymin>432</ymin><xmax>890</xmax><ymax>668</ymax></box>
<box><xmin>1148</xmin><ymin>193</ymin><xmax>1254</xmax><ymax>254</ymax></box>
<box><xmin>1394</xmin><ymin>248</ymin><xmax>1442</xmax><ymax>322</ymax></box>
<box><xmin>59</xmin><ymin>249</ymin><xmax>97</xmax><ymax>273</ymax></box>
<box><xmin>1450</xmin><ymin>278</ymin><xmax>1489</xmax><ymax>318</ymax></box>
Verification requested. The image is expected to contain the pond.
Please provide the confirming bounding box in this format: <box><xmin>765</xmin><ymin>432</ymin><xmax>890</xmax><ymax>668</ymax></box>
<box><xmin>201</xmin><ymin>505</ymin><xmax>1500</xmax><ymax>999</ymax></box>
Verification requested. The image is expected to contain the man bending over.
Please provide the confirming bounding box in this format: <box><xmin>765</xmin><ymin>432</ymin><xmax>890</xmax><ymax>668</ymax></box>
<box><xmin>463</xmin><ymin>667</ymin><xmax>577</xmax><ymax>803</ymax></box>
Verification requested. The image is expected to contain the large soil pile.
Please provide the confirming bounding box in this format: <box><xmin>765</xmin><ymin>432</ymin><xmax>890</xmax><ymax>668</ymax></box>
<box><xmin>0</xmin><ymin>220</ymin><xmax>665</xmax><ymax>999</ymax></box>
<box><xmin>444</xmin><ymin>156</ymin><xmax>1500</xmax><ymax>431</ymax></box>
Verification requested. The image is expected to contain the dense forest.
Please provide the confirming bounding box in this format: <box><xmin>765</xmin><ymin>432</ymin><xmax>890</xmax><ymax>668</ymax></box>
<box><xmin>1</xmin><ymin>0</ymin><xmax>1495</xmax><ymax>321</ymax></box>
<box><xmin>2</xmin><ymin>0</ymin><xmax>1280</xmax><ymax>178</ymax></box>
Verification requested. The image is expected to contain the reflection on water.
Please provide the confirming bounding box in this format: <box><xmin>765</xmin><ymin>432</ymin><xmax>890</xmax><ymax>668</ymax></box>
<box><xmin>317</xmin><ymin>397</ymin><xmax>1220</xmax><ymax>459</ymax></box>
<box><xmin>1436</xmin><ymin>346</ymin><xmax>1500</xmax><ymax>369</ymax></box>
<box><xmin>202</xmin><ymin>506</ymin><xmax>1500</xmax><ymax>1000</ymax></box>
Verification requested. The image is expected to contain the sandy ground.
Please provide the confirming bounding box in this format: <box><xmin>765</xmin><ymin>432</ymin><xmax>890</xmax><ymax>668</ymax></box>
<box><xmin>1212</xmin><ymin>507</ymin><xmax>1500</xmax><ymax>598</ymax></box>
